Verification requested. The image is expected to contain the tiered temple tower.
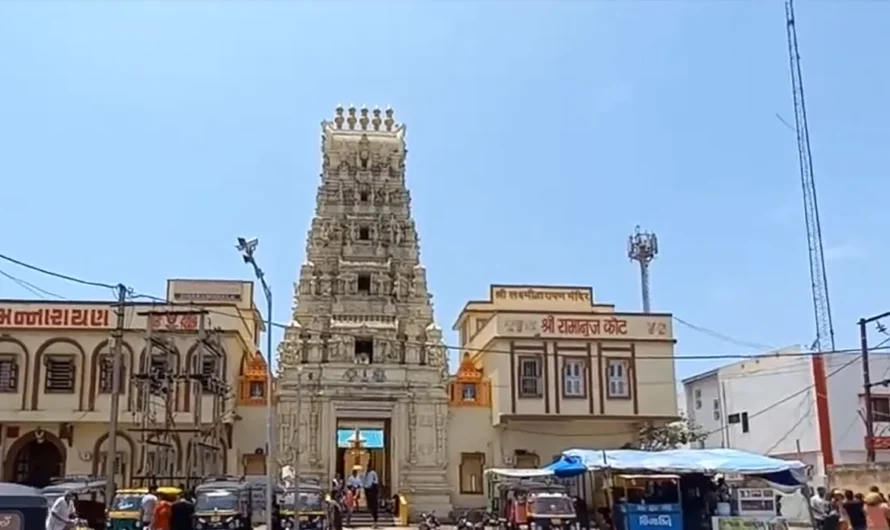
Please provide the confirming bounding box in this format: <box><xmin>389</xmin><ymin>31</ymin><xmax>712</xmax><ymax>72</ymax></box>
<box><xmin>276</xmin><ymin>106</ymin><xmax>452</xmax><ymax>514</ymax></box>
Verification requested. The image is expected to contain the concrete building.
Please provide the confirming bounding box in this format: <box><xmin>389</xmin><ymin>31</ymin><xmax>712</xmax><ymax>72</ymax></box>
<box><xmin>0</xmin><ymin>279</ymin><xmax>270</xmax><ymax>487</ymax></box>
<box><xmin>682</xmin><ymin>347</ymin><xmax>890</xmax><ymax>477</ymax></box>
<box><xmin>447</xmin><ymin>285</ymin><xmax>679</xmax><ymax>509</ymax></box>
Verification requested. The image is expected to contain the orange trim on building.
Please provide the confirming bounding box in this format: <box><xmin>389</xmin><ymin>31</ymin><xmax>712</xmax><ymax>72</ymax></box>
<box><xmin>812</xmin><ymin>354</ymin><xmax>834</xmax><ymax>467</ymax></box>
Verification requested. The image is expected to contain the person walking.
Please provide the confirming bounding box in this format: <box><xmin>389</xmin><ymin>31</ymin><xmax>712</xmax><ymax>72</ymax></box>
<box><xmin>812</xmin><ymin>487</ymin><xmax>831</xmax><ymax>530</ymax></box>
<box><xmin>363</xmin><ymin>465</ymin><xmax>380</xmax><ymax>528</ymax></box>
<box><xmin>170</xmin><ymin>491</ymin><xmax>195</xmax><ymax>530</ymax></box>
<box><xmin>864</xmin><ymin>492</ymin><xmax>890</xmax><ymax>530</ymax></box>
<box><xmin>46</xmin><ymin>491</ymin><xmax>75</xmax><ymax>530</ymax></box>
<box><xmin>153</xmin><ymin>491</ymin><xmax>173</xmax><ymax>530</ymax></box>
<box><xmin>140</xmin><ymin>485</ymin><xmax>159</xmax><ymax>530</ymax></box>
<box><xmin>843</xmin><ymin>490</ymin><xmax>867</xmax><ymax>530</ymax></box>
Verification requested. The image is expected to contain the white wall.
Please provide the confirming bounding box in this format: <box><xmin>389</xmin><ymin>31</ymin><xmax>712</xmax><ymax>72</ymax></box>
<box><xmin>825</xmin><ymin>352</ymin><xmax>890</xmax><ymax>464</ymax></box>
<box><xmin>684</xmin><ymin>373</ymin><xmax>723</xmax><ymax>448</ymax></box>
<box><xmin>719</xmin><ymin>354</ymin><xmax>821</xmax><ymax>456</ymax></box>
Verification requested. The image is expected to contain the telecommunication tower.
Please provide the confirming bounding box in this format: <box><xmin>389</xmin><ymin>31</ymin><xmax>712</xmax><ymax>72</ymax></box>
<box><xmin>628</xmin><ymin>226</ymin><xmax>659</xmax><ymax>313</ymax></box>
<box><xmin>785</xmin><ymin>0</ymin><xmax>835</xmax><ymax>352</ymax></box>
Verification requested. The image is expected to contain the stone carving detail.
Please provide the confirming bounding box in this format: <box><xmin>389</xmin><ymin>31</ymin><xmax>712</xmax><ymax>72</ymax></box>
<box><xmin>435</xmin><ymin>403</ymin><xmax>447</xmax><ymax>466</ymax></box>
<box><xmin>275</xmin><ymin>107</ymin><xmax>451</xmax><ymax>512</ymax></box>
<box><xmin>408</xmin><ymin>400</ymin><xmax>418</xmax><ymax>464</ymax></box>
<box><xmin>309</xmin><ymin>399</ymin><xmax>321</xmax><ymax>464</ymax></box>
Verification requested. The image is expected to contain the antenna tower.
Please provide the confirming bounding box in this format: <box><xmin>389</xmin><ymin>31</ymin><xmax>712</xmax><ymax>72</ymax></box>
<box><xmin>628</xmin><ymin>225</ymin><xmax>659</xmax><ymax>313</ymax></box>
<box><xmin>785</xmin><ymin>0</ymin><xmax>835</xmax><ymax>351</ymax></box>
<box><xmin>131</xmin><ymin>308</ymin><xmax>230</xmax><ymax>489</ymax></box>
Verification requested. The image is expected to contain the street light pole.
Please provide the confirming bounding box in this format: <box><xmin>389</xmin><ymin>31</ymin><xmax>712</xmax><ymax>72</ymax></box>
<box><xmin>236</xmin><ymin>237</ymin><xmax>276</xmax><ymax>530</ymax></box>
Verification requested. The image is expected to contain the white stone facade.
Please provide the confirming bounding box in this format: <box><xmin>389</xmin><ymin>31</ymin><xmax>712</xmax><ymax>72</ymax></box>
<box><xmin>276</xmin><ymin>106</ymin><xmax>452</xmax><ymax>515</ymax></box>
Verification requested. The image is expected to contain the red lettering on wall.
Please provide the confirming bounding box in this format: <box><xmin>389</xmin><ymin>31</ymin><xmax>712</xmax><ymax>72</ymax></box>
<box><xmin>147</xmin><ymin>313</ymin><xmax>200</xmax><ymax>332</ymax></box>
<box><xmin>0</xmin><ymin>307</ymin><xmax>112</xmax><ymax>329</ymax></box>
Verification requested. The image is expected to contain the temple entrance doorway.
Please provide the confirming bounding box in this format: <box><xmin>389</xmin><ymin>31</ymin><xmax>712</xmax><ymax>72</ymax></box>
<box><xmin>335</xmin><ymin>419</ymin><xmax>392</xmax><ymax>500</ymax></box>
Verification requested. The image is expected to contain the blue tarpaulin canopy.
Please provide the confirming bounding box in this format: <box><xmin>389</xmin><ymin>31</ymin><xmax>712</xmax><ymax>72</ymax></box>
<box><xmin>556</xmin><ymin>449</ymin><xmax>808</xmax><ymax>488</ymax></box>
<box><xmin>544</xmin><ymin>455</ymin><xmax>588</xmax><ymax>478</ymax></box>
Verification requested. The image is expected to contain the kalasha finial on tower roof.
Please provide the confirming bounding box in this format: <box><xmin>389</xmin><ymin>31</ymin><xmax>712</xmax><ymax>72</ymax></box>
<box><xmin>328</xmin><ymin>105</ymin><xmax>401</xmax><ymax>134</ymax></box>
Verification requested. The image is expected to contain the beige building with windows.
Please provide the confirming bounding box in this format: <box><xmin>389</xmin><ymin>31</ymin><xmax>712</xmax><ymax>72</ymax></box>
<box><xmin>445</xmin><ymin>284</ymin><xmax>679</xmax><ymax>510</ymax></box>
<box><xmin>0</xmin><ymin>279</ymin><xmax>271</xmax><ymax>488</ymax></box>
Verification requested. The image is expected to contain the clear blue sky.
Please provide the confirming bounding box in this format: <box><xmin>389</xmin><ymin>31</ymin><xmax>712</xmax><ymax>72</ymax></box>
<box><xmin>1</xmin><ymin>2</ymin><xmax>888</xmax><ymax>381</ymax></box>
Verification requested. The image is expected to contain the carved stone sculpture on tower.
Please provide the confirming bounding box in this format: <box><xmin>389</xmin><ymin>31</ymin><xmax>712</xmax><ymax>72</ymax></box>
<box><xmin>275</xmin><ymin>106</ymin><xmax>452</xmax><ymax>515</ymax></box>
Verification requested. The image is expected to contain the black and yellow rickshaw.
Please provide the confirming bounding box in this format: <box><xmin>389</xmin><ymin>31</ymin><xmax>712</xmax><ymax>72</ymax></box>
<box><xmin>41</xmin><ymin>476</ymin><xmax>109</xmax><ymax>530</ymax></box>
<box><xmin>194</xmin><ymin>477</ymin><xmax>253</xmax><ymax>530</ymax></box>
<box><xmin>522</xmin><ymin>488</ymin><xmax>577</xmax><ymax>530</ymax></box>
<box><xmin>487</xmin><ymin>473</ymin><xmax>576</xmax><ymax>530</ymax></box>
<box><xmin>0</xmin><ymin>482</ymin><xmax>47</xmax><ymax>530</ymax></box>
<box><xmin>278</xmin><ymin>482</ymin><xmax>326</xmax><ymax>530</ymax></box>
<box><xmin>106</xmin><ymin>486</ymin><xmax>182</xmax><ymax>530</ymax></box>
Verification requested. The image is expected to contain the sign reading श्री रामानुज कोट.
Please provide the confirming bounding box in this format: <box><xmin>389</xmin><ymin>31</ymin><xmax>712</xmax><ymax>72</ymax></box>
<box><xmin>500</xmin><ymin>314</ymin><xmax>670</xmax><ymax>339</ymax></box>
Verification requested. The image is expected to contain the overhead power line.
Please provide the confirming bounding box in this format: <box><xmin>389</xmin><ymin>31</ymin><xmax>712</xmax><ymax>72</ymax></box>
<box><xmin>0</xmin><ymin>252</ymin><xmax>117</xmax><ymax>291</ymax></box>
<box><xmin>1</xmin><ymin>251</ymin><xmax>885</xmax><ymax>364</ymax></box>
<box><xmin>0</xmin><ymin>268</ymin><xmax>66</xmax><ymax>300</ymax></box>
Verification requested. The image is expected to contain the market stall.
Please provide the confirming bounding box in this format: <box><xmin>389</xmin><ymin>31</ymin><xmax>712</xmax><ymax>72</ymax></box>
<box><xmin>555</xmin><ymin>449</ymin><xmax>806</xmax><ymax>530</ymax></box>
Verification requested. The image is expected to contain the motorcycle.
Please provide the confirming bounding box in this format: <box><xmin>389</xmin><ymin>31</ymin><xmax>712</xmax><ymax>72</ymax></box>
<box><xmin>418</xmin><ymin>511</ymin><xmax>441</xmax><ymax>530</ymax></box>
<box><xmin>456</xmin><ymin>511</ymin><xmax>487</xmax><ymax>530</ymax></box>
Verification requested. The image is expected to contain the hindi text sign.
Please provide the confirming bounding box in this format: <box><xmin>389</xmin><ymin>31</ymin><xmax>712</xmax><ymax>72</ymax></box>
<box><xmin>0</xmin><ymin>307</ymin><xmax>111</xmax><ymax>329</ymax></box>
<box><xmin>498</xmin><ymin>314</ymin><xmax>672</xmax><ymax>339</ymax></box>
<box><xmin>493</xmin><ymin>287</ymin><xmax>591</xmax><ymax>303</ymax></box>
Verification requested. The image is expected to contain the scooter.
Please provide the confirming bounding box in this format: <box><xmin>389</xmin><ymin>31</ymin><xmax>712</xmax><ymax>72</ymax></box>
<box><xmin>418</xmin><ymin>511</ymin><xmax>441</xmax><ymax>530</ymax></box>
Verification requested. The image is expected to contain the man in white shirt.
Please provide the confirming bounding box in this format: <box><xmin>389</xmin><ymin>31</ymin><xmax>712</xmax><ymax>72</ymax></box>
<box><xmin>363</xmin><ymin>467</ymin><xmax>380</xmax><ymax>528</ymax></box>
<box><xmin>46</xmin><ymin>492</ymin><xmax>74</xmax><ymax>530</ymax></box>
<box><xmin>140</xmin><ymin>485</ymin><xmax>159</xmax><ymax>530</ymax></box>
<box><xmin>345</xmin><ymin>469</ymin><xmax>363</xmax><ymax>524</ymax></box>
<box><xmin>810</xmin><ymin>486</ymin><xmax>829</xmax><ymax>530</ymax></box>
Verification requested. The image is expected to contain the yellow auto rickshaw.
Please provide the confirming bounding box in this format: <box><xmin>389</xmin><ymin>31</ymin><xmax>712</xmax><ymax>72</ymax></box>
<box><xmin>106</xmin><ymin>486</ymin><xmax>182</xmax><ymax>530</ymax></box>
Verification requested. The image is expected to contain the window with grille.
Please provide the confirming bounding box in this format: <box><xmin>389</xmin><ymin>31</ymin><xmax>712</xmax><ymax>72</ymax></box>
<box><xmin>193</xmin><ymin>355</ymin><xmax>217</xmax><ymax>392</ymax></box>
<box><xmin>98</xmin><ymin>355</ymin><xmax>126</xmax><ymax>394</ymax></box>
<box><xmin>0</xmin><ymin>356</ymin><xmax>19</xmax><ymax>393</ymax></box>
<box><xmin>45</xmin><ymin>356</ymin><xmax>76</xmax><ymax>393</ymax></box>
<box><xmin>606</xmin><ymin>359</ymin><xmax>630</xmax><ymax>399</ymax></box>
<box><xmin>518</xmin><ymin>357</ymin><xmax>541</xmax><ymax>397</ymax></box>
<box><xmin>100</xmin><ymin>451</ymin><xmax>126</xmax><ymax>476</ymax></box>
<box><xmin>871</xmin><ymin>397</ymin><xmax>890</xmax><ymax>422</ymax></box>
<box><xmin>562</xmin><ymin>358</ymin><xmax>585</xmax><ymax>397</ymax></box>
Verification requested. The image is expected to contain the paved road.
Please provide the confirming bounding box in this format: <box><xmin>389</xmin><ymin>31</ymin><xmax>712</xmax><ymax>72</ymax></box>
<box><xmin>253</xmin><ymin>526</ymin><xmax>440</xmax><ymax>530</ymax></box>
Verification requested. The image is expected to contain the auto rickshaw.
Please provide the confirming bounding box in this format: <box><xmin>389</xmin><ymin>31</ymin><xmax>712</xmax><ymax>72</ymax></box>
<box><xmin>278</xmin><ymin>482</ymin><xmax>326</xmax><ymax>530</ymax></box>
<box><xmin>106</xmin><ymin>486</ymin><xmax>182</xmax><ymax>530</ymax></box>
<box><xmin>41</xmin><ymin>476</ymin><xmax>109</xmax><ymax>530</ymax></box>
<box><xmin>0</xmin><ymin>482</ymin><xmax>47</xmax><ymax>530</ymax></box>
<box><xmin>491</xmin><ymin>478</ymin><xmax>576</xmax><ymax>530</ymax></box>
<box><xmin>194</xmin><ymin>477</ymin><xmax>253</xmax><ymax>530</ymax></box>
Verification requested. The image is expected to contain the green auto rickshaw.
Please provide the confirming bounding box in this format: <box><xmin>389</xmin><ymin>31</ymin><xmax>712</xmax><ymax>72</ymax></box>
<box><xmin>278</xmin><ymin>482</ymin><xmax>325</xmax><ymax>530</ymax></box>
<box><xmin>194</xmin><ymin>477</ymin><xmax>253</xmax><ymax>530</ymax></box>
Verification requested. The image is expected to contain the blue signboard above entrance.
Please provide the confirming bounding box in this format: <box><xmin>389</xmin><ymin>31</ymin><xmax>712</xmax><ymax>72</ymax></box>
<box><xmin>336</xmin><ymin>429</ymin><xmax>384</xmax><ymax>448</ymax></box>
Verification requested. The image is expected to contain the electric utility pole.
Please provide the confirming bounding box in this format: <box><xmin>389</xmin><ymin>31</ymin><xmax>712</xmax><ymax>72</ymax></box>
<box><xmin>105</xmin><ymin>283</ymin><xmax>128</xmax><ymax>501</ymax></box>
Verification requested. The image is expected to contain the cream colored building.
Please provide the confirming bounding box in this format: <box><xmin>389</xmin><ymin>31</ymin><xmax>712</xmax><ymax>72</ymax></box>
<box><xmin>0</xmin><ymin>279</ymin><xmax>271</xmax><ymax>488</ymax></box>
<box><xmin>446</xmin><ymin>284</ymin><xmax>679</xmax><ymax>509</ymax></box>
